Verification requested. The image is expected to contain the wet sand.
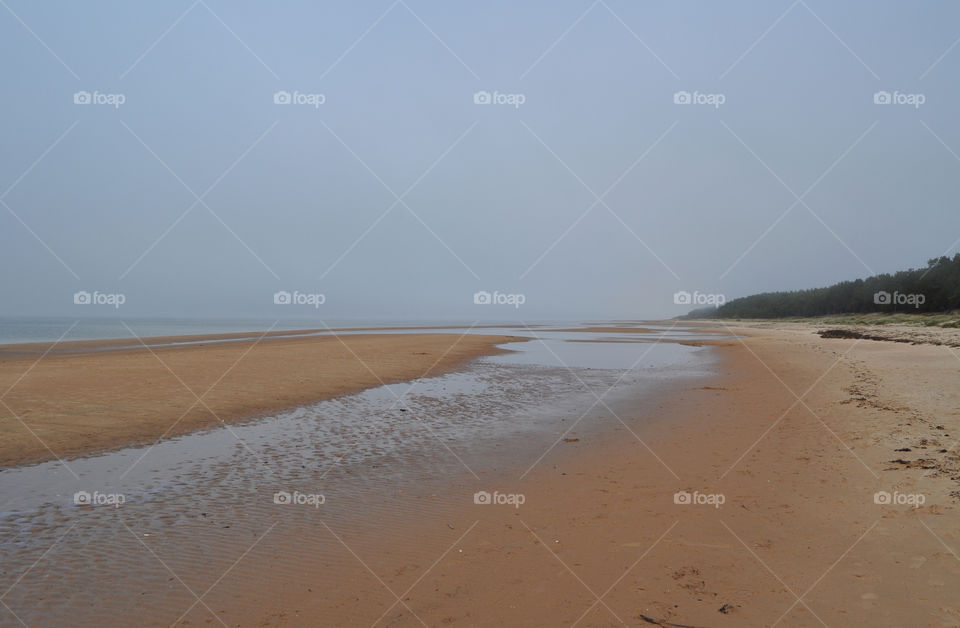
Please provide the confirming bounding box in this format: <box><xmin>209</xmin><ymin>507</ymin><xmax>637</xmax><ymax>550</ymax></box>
<box><xmin>0</xmin><ymin>331</ymin><xmax>521</xmax><ymax>467</ymax></box>
<box><xmin>222</xmin><ymin>322</ymin><xmax>958</xmax><ymax>626</ymax></box>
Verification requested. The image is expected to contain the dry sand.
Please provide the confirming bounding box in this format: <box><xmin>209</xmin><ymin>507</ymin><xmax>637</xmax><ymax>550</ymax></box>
<box><xmin>229</xmin><ymin>322</ymin><xmax>960</xmax><ymax>626</ymax></box>
<box><xmin>0</xmin><ymin>331</ymin><xmax>520</xmax><ymax>468</ymax></box>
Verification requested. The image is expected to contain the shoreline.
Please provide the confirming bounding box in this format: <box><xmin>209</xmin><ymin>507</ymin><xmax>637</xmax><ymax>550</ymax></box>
<box><xmin>0</xmin><ymin>330</ymin><xmax>524</xmax><ymax>468</ymax></box>
<box><xmin>0</xmin><ymin>324</ymin><xmax>530</xmax><ymax>357</ymax></box>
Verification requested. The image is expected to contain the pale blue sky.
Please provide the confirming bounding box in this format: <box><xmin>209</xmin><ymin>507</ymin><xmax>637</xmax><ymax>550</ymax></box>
<box><xmin>1</xmin><ymin>0</ymin><xmax>959</xmax><ymax>320</ymax></box>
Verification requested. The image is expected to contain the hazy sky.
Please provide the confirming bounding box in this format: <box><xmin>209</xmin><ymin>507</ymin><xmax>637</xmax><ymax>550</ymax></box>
<box><xmin>2</xmin><ymin>0</ymin><xmax>959</xmax><ymax>321</ymax></box>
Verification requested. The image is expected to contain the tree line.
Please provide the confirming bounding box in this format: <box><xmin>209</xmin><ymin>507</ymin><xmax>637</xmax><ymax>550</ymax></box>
<box><xmin>699</xmin><ymin>254</ymin><xmax>960</xmax><ymax>318</ymax></box>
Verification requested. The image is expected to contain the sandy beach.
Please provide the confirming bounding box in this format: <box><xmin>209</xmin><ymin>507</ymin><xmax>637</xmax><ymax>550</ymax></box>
<box><xmin>0</xmin><ymin>331</ymin><xmax>520</xmax><ymax>467</ymax></box>
<box><xmin>215</xmin><ymin>322</ymin><xmax>958</xmax><ymax>626</ymax></box>
<box><xmin>1</xmin><ymin>322</ymin><xmax>958</xmax><ymax>627</ymax></box>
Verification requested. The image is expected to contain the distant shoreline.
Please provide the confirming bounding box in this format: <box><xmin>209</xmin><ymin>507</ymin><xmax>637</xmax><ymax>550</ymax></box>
<box><xmin>0</xmin><ymin>318</ymin><xmax>552</xmax><ymax>346</ymax></box>
<box><xmin>0</xmin><ymin>324</ymin><xmax>525</xmax><ymax>357</ymax></box>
